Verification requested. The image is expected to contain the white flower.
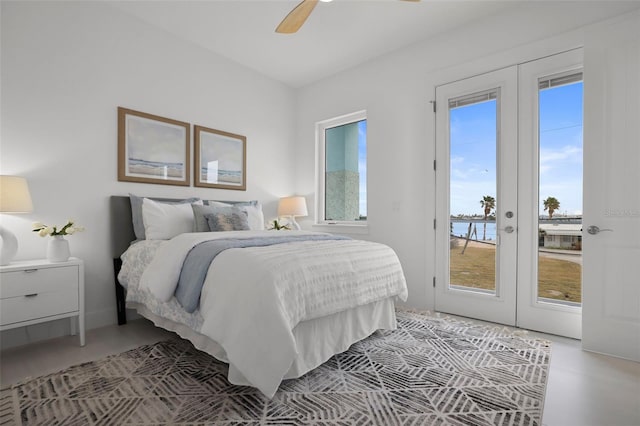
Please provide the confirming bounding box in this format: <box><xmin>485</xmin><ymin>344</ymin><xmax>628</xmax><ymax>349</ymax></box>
<box><xmin>38</xmin><ymin>227</ymin><xmax>52</xmax><ymax>237</ymax></box>
<box><xmin>32</xmin><ymin>220</ymin><xmax>85</xmax><ymax>237</ymax></box>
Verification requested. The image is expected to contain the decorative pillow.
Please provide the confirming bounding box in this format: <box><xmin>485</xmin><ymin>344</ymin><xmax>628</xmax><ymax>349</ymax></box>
<box><xmin>129</xmin><ymin>194</ymin><xmax>201</xmax><ymax>240</ymax></box>
<box><xmin>204</xmin><ymin>200</ymin><xmax>265</xmax><ymax>231</ymax></box>
<box><xmin>141</xmin><ymin>197</ymin><xmax>203</xmax><ymax>240</ymax></box>
<box><xmin>192</xmin><ymin>204</ymin><xmax>222</xmax><ymax>232</ymax></box>
<box><xmin>204</xmin><ymin>207</ymin><xmax>250</xmax><ymax>232</ymax></box>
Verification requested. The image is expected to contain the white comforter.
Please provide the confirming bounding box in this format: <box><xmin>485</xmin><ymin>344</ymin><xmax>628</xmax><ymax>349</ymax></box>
<box><xmin>138</xmin><ymin>231</ymin><xmax>408</xmax><ymax>397</ymax></box>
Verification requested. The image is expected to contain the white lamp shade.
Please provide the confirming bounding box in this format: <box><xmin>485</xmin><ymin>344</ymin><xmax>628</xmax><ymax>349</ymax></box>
<box><xmin>0</xmin><ymin>176</ymin><xmax>34</xmax><ymax>213</ymax></box>
<box><xmin>0</xmin><ymin>175</ymin><xmax>33</xmax><ymax>265</ymax></box>
<box><xmin>278</xmin><ymin>196</ymin><xmax>308</xmax><ymax>217</ymax></box>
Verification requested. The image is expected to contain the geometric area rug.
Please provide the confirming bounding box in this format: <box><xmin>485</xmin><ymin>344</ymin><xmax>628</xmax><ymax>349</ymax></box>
<box><xmin>0</xmin><ymin>310</ymin><xmax>551</xmax><ymax>425</ymax></box>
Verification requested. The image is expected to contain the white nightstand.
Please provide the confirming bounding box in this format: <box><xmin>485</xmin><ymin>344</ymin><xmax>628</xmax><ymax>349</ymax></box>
<box><xmin>0</xmin><ymin>258</ymin><xmax>85</xmax><ymax>346</ymax></box>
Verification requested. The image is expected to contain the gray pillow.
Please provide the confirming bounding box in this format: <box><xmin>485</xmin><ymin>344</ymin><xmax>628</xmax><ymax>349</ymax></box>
<box><xmin>193</xmin><ymin>204</ymin><xmax>221</xmax><ymax>232</ymax></box>
<box><xmin>203</xmin><ymin>200</ymin><xmax>263</xmax><ymax>231</ymax></box>
<box><xmin>204</xmin><ymin>200</ymin><xmax>259</xmax><ymax>208</ymax></box>
<box><xmin>204</xmin><ymin>207</ymin><xmax>250</xmax><ymax>232</ymax></box>
<box><xmin>129</xmin><ymin>194</ymin><xmax>201</xmax><ymax>240</ymax></box>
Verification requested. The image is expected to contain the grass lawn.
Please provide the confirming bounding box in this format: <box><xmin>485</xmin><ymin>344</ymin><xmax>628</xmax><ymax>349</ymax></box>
<box><xmin>449</xmin><ymin>245</ymin><xmax>582</xmax><ymax>303</ymax></box>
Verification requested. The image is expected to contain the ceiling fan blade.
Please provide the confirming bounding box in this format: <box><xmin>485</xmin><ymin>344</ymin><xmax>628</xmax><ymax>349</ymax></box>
<box><xmin>276</xmin><ymin>0</ymin><xmax>319</xmax><ymax>34</ymax></box>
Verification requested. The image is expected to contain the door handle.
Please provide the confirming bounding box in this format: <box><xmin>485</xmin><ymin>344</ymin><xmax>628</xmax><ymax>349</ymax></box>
<box><xmin>499</xmin><ymin>225</ymin><xmax>515</xmax><ymax>233</ymax></box>
<box><xmin>587</xmin><ymin>225</ymin><xmax>613</xmax><ymax>235</ymax></box>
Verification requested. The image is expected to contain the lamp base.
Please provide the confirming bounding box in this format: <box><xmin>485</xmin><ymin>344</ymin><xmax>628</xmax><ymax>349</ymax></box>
<box><xmin>290</xmin><ymin>217</ymin><xmax>301</xmax><ymax>231</ymax></box>
<box><xmin>0</xmin><ymin>225</ymin><xmax>19</xmax><ymax>266</ymax></box>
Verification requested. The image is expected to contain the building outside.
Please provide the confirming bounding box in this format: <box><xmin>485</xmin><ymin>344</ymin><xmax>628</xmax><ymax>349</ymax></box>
<box><xmin>539</xmin><ymin>223</ymin><xmax>582</xmax><ymax>249</ymax></box>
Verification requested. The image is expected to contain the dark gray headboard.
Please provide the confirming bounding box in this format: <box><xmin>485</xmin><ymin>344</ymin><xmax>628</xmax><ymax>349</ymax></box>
<box><xmin>110</xmin><ymin>196</ymin><xmax>134</xmax><ymax>258</ymax></box>
<box><xmin>110</xmin><ymin>195</ymin><xmax>182</xmax><ymax>258</ymax></box>
<box><xmin>110</xmin><ymin>195</ymin><xmax>261</xmax><ymax>258</ymax></box>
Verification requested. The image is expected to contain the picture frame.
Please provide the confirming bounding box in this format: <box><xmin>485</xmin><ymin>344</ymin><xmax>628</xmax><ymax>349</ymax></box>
<box><xmin>118</xmin><ymin>107</ymin><xmax>190</xmax><ymax>186</ymax></box>
<box><xmin>194</xmin><ymin>125</ymin><xmax>246</xmax><ymax>191</ymax></box>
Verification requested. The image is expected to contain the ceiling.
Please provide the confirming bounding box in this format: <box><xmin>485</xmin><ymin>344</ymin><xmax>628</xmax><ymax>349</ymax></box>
<box><xmin>111</xmin><ymin>0</ymin><xmax>522</xmax><ymax>88</ymax></box>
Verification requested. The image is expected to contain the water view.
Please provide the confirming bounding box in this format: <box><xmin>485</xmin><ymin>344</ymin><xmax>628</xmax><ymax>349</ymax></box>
<box><xmin>449</xmin><ymin>76</ymin><xmax>583</xmax><ymax>305</ymax></box>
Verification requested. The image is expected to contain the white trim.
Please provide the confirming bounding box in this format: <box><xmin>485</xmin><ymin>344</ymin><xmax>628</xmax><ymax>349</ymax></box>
<box><xmin>315</xmin><ymin>110</ymin><xmax>367</xmax><ymax>226</ymax></box>
<box><xmin>312</xmin><ymin>223</ymin><xmax>369</xmax><ymax>235</ymax></box>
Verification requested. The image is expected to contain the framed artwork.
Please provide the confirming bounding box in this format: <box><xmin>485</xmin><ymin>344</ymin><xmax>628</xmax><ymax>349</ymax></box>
<box><xmin>194</xmin><ymin>125</ymin><xmax>246</xmax><ymax>191</ymax></box>
<box><xmin>118</xmin><ymin>107</ymin><xmax>190</xmax><ymax>186</ymax></box>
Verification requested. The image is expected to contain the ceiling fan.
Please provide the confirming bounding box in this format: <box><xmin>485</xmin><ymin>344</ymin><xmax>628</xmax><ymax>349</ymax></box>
<box><xmin>276</xmin><ymin>0</ymin><xmax>420</xmax><ymax>34</ymax></box>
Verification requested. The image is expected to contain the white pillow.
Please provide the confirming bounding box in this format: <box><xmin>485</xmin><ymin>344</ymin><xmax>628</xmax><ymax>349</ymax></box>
<box><xmin>142</xmin><ymin>197</ymin><xmax>203</xmax><ymax>240</ymax></box>
<box><xmin>244</xmin><ymin>205</ymin><xmax>265</xmax><ymax>231</ymax></box>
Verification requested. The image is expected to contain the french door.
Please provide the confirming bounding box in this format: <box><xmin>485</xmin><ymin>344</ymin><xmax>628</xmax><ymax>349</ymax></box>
<box><xmin>435</xmin><ymin>50</ymin><xmax>583</xmax><ymax>338</ymax></box>
<box><xmin>435</xmin><ymin>67</ymin><xmax>518</xmax><ymax>326</ymax></box>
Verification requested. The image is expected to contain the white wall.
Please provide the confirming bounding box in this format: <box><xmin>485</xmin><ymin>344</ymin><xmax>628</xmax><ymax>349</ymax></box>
<box><xmin>0</xmin><ymin>2</ymin><xmax>296</xmax><ymax>347</ymax></box>
<box><xmin>3</xmin><ymin>1</ymin><xmax>638</xmax><ymax>349</ymax></box>
<box><xmin>294</xmin><ymin>2</ymin><xmax>640</xmax><ymax>310</ymax></box>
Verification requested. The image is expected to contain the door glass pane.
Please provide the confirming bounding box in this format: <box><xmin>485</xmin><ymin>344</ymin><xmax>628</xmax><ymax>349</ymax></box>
<box><xmin>537</xmin><ymin>72</ymin><xmax>583</xmax><ymax>306</ymax></box>
<box><xmin>449</xmin><ymin>90</ymin><xmax>498</xmax><ymax>294</ymax></box>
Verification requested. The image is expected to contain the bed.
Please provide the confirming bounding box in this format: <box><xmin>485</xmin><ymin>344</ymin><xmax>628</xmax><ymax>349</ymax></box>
<box><xmin>111</xmin><ymin>195</ymin><xmax>408</xmax><ymax>398</ymax></box>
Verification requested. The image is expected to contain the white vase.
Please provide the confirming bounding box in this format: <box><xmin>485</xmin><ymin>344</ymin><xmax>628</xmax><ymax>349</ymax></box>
<box><xmin>47</xmin><ymin>236</ymin><xmax>70</xmax><ymax>262</ymax></box>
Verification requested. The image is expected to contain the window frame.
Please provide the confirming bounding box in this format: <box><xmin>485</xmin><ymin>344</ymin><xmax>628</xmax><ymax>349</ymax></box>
<box><xmin>314</xmin><ymin>110</ymin><xmax>368</xmax><ymax>232</ymax></box>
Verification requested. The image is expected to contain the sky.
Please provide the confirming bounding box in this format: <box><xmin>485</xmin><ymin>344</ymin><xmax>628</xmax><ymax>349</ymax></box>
<box><xmin>449</xmin><ymin>81</ymin><xmax>583</xmax><ymax>217</ymax></box>
<box><xmin>127</xmin><ymin>115</ymin><xmax>186</xmax><ymax>164</ymax></box>
<box><xmin>200</xmin><ymin>131</ymin><xmax>243</xmax><ymax>172</ymax></box>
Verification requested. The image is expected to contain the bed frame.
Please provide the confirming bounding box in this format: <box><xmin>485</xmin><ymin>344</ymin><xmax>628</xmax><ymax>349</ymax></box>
<box><xmin>110</xmin><ymin>195</ymin><xmax>184</xmax><ymax>325</ymax></box>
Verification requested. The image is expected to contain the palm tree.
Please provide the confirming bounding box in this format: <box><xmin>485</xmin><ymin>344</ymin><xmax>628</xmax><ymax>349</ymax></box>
<box><xmin>480</xmin><ymin>195</ymin><xmax>496</xmax><ymax>240</ymax></box>
<box><xmin>543</xmin><ymin>196</ymin><xmax>560</xmax><ymax>219</ymax></box>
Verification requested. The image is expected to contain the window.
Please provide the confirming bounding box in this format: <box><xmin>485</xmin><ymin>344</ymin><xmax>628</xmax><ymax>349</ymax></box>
<box><xmin>316</xmin><ymin>110</ymin><xmax>367</xmax><ymax>225</ymax></box>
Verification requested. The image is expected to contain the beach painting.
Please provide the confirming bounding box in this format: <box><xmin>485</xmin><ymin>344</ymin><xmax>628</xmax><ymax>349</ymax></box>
<box><xmin>194</xmin><ymin>125</ymin><xmax>246</xmax><ymax>191</ymax></box>
<box><xmin>118</xmin><ymin>107</ymin><xmax>190</xmax><ymax>186</ymax></box>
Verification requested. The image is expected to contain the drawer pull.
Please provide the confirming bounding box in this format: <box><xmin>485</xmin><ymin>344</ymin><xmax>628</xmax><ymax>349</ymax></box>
<box><xmin>24</xmin><ymin>269</ymin><xmax>38</xmax><ymax>273</ymax></box>
<box><xmin>24</xmin><ymin>293</ymin><xmax>38</xmax><ymax>298</ymax></box>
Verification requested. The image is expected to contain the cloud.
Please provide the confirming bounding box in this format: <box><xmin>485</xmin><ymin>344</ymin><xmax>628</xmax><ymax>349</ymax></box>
<box><xmin>540</xmin><ymin>145</ymin><xmax>582</xmax><ymax>163</ymax></box>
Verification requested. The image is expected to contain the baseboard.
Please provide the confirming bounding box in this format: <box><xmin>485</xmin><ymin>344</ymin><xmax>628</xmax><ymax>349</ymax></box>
<box><xmin>85</xmin><ymin>306</ymin><xmax>118</xmax><ymax>330</ymax></box>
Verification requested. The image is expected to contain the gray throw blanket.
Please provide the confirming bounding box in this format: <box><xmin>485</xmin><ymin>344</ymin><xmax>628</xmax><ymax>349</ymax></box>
<box><xmin>176</xmin><ymin>234</ymin><xmax>350</xmax><ymax>312</ymax></box>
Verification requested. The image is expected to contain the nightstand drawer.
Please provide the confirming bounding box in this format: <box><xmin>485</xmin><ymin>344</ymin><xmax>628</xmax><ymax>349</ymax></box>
<box><xmin>0</xmin><ymin>258</ymin><xmax>85</xmax><ymax>345</ymax></box>
<box><xmin>0</xmin><ymin>288</ymin><xmax>79</xmax><ymax>326</ymax></box>
<box><xmin>0</xmin><ymin>266</ymin><xmax>77</xmax><ymax>298</ymax></box>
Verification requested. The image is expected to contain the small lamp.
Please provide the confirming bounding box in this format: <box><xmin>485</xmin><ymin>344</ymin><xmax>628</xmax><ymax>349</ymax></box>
<box><xmin>0</xmin><ymin>176</ymin><xmax>34</xmax><ymax>265</ymax></box>
<box><xmin>278</xmin><ymin>196</ymin><xmax>308</xmax><ymax>231</ymax></box>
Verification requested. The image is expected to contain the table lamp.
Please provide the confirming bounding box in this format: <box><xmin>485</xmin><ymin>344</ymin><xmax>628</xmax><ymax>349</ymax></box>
<box><xmin>0</xmin><ymin>175</ymin><xmax>34</xmax><ymax>265</ymax></box>
<box><xmin>277</xmin><ymin>196</ymin><xmax>308</xmax><ymax>230</ymax></box>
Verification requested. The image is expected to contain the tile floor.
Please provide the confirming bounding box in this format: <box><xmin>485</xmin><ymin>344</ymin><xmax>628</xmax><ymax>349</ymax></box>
<box><xmin>1</xmin><ymin>318</ymin><xmax>639</xmax><ymax>426</ymax></box>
